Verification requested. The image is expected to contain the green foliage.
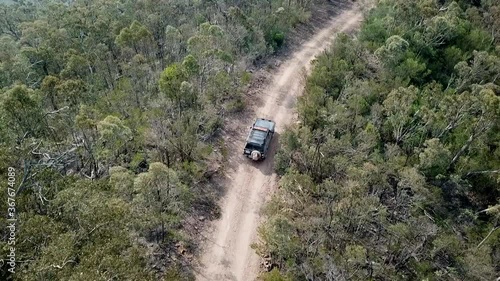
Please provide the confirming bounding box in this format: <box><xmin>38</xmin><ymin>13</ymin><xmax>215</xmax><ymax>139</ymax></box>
<box><xmin>182</xmin><ymin>54</ymin><xmax>200</xmax><ymax>76</ymax></box>
<box><xmin>159</xmin><ymin>63</ymin><xmax>187</xmax><ymax>100</ymax></box>
<box><xmin>133</xmin><ymin>162</ymin><xmax>190</xmax><ymax>240</ymax></box>
<box><xmin>0</xmin><ymin>0</ymin><xmax>342</xmax><ymax>279</ymax></box>
<box><xmin>115</xmin><ymin>20</ymin><xmax>153</xmax><ymax>52</ymax></box>
<box><xmin>272</xmin><ymin>31</ymin><xmax>285</xmax><ymax>47</ymax></box>
<box><xmin>97</xmin><ymin>115</ymin><xmax>133</xmax><ymax>164</ymax></box>
<box><xmin>109</xmin><ymin>166</ymin><xmax>134</xmax><ymax>200</ymax></box>
<box><xmin>418</xmin><ymin>138</ymin><xmax>452</xmax><ymax>177</ymax></box>
<box><xmin>6</xmin><ymin>179</ymin><xmax>155</xmax><ymax>281</ymax></box>
<box><xmin>260</xmin><ymin>268</ymin><xmax>292</xmax><ymax>281</ymax></box>
<box><xmin>262</xmin><ymin>0</ymin><xmax>500</xmax><ymax>279</ymax></box>
<box><xmin>1</xmin><ymin>84</ymin><xmax>45</xmax><ymax>137</ymax></box>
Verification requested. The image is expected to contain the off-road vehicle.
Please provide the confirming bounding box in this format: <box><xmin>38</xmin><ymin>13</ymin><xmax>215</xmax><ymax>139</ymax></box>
<box><xmin>243</xmin><ymin>118</ymin><xmax>275</xmax><ymax>161</ymax></box>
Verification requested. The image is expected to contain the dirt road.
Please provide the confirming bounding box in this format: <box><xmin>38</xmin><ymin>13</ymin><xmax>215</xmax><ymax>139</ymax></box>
<box><xmin>196</xmin><ymin>3</ymin><xmax>363</xmax><ymax>281</ymax></box>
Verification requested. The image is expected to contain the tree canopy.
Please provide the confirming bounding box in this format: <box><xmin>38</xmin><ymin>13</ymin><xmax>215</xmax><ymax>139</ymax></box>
<box><xmin>0</xmin><ymin>0</ymin><xmax>319</xmax><ymax>279</ymax></box>
<box><xmin>259</xmin><ymin>0</ymin><xmax>500</xmax><ymax>280</ymax></box>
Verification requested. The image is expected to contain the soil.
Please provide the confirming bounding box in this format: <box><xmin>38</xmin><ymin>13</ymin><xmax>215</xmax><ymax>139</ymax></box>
<box><xmin>194</xmin><ymin>1</ymin><xmax>364</xmax><ymax>280</ymax></box>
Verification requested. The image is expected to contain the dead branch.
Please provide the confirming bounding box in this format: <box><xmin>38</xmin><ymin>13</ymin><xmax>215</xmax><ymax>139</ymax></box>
<box><xmin>476</xmin><ymin>226</ymin><xmax>499</xmax><ymax>249</ymax></box>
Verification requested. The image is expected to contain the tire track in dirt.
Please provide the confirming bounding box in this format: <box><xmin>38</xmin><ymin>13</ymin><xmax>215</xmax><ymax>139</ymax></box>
<box><xmin>196</xmin><ymin>3</ymin><xmax>363</xmax><ymax>281</ymax></box>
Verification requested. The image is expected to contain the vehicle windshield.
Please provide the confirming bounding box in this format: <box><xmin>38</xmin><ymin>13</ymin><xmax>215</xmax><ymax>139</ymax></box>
<box><xmin>255</xmin><ymin>119</ymin><xmax>273</xmax><ymax>129</ymax></box>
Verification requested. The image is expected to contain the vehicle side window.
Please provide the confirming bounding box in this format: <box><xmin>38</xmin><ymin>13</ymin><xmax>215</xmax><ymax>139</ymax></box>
<box><xmin>266</xmin><ymin>132</ymin><xmax>272</xmax><ymax>145</ymax></box>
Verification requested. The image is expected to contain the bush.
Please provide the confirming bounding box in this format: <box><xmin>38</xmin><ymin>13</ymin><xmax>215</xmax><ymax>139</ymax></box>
<box><xmin>272</xmin><ymin>31</ymin><xmax>285</xmax><ymax>48</ymax></box>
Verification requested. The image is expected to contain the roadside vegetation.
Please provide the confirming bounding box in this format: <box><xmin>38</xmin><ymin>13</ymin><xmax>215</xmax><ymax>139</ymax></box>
<box><xmin>259</xmin><ymin>0</ymin><xmax>499</xmax><ymax>280</ymax></box>
<box><xmin>0</xmin><ymin>0</ymin><xmax>320</xmax><ymax>279</ymax></box>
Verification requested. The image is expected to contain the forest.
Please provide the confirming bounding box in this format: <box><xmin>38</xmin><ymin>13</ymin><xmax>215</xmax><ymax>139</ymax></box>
<box><xmin>258</xmin><ymin>0</ymin><xmax>499</xmax><ymax>280</ymax></box>
<box><xmin>0</xmin><ymin>0</ymin><xmax>318</xmax><ymax>280</ymax></box>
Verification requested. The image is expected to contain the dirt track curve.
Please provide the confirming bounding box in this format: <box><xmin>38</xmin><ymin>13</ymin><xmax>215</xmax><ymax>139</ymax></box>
<box><xmin>196</xmin><ymin>3</ymin><xmax>363</xmax><ymax>281</ymax></box>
